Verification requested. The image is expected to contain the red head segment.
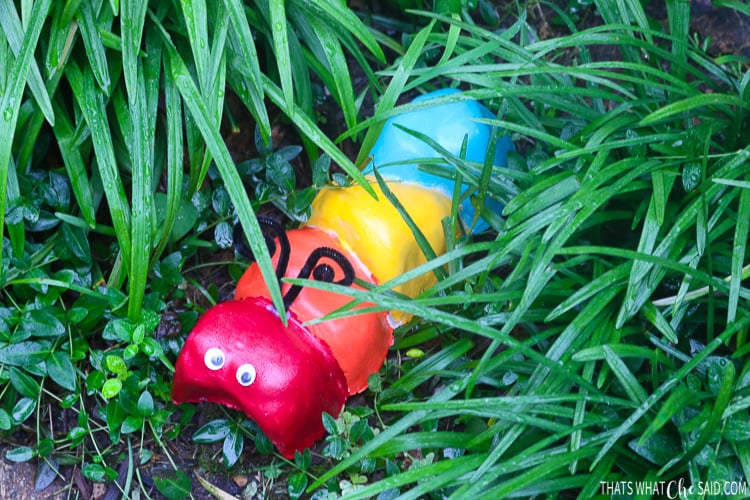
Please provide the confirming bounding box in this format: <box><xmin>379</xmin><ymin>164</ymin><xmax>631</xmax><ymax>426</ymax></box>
<box><xmin>171</xmin><ymin>298</ymin><xmax>348</xmax><ymax>458</ymax></box>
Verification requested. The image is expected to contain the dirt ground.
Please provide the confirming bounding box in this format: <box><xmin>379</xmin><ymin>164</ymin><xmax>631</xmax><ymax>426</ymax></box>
<box><xmin>0</xmin><ymin>443</ymin><xmax>67</xmax><ymax>500</ymax></box>
<box><xmin>0</xmin><ymin>440</ymin><xmax>259</xmax><ymax>499</ymax></box>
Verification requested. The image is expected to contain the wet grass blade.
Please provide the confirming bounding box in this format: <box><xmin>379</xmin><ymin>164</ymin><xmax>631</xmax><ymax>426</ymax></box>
<box><xmin>639</xmin><ymin>93</ymin><xmax>748</xmax><ymax>126</ymax></box>
<box><xmin>153</xmin><ymin>57</ymin><xmax>185</xmax><ymax>260</ymax></box>
<box><xmin>186</xmin><ymin>1</ymin><xmax>228</xmax><ymax>190</ymax></box>
<box><xmin>0</xmin><ymin>0</ymin><xmax>54</xmax><ymax>125</ymax></box>
<box><xmin>222</xmin><ymin>0</ymin><xmax>270</xmax><ymax>140</ymax></box>
<box><xmin>729</xmin><ymin>184</ymin><xmax>750</xmax><ymax>322</ymax></box>
<box><xmin>76</xmin><ymin>0</ymin><xmax>111</xmax><ymax>92</ymax></box>
<box><xmin>179</xmin><ymin>0</ymin><xmax>209</xmax><ymax>90</ymax></box>
<box><xmin>355</xmin><ymin>19</ymin><xmax>435</xmax><ymax>167</ymax></box>
<box><xmin>120</xmin><ymin>0</ymin><xmax>147</xmax><ymax>98</ymax></box>
<box><xmin>546</xmin><ymin>264</ymin><xmax>629</xmax><ymax>321</ymax></box>
<box><xmin>206</xmin><ymin>9</ymin><xmax>229</xmax><ymax>125</ymax></box>
<box><xmin>269</xmin><ymin>0</ymin><xmax>293</xmax><ymax>113</ymax></box>
<box><xmin>602</xmin><ymin>346</ymin><xmax>648</xmax><ymax>404</ymax></box>
<box><xmin>666</xmin><ymin>0</ymin><xmax>690</xmax><ymax>82</ymax></box>
<box><xmin>307</xmin><ymin>15</ymin><xmax>357</xmax><ymax>131</ymax></box>
<box><xmin>52</xmin><ymin>99</ymin><xmax>96</xmax><ymax>227</ymax></box>
<box><xmin>0</xmin><ymin>0</ymin><xmax>53</xmax><ymax>266</ymax></box>
<box><xmin>124</xmin><ymin>32</ymin><xmax>159</xmax><ymax>320</ymax></box>
<box><xmin>66</xmin><ymin>59</ymin><xmax>132</xmax><ymax>269</ymax></box>
<box><xmin>311</xmin><ymin>0</ymin><xmax>384</xmax><ymax>63</ymax></box>
<box><xmin>372</xmin><ymin>167</ymin><xmax>446</xmax><ymax>280</ymax></box>
<box><xmin>165</xmin><ymin>43</ymin><xmax>284</xmax><ymax>317</ymax></box>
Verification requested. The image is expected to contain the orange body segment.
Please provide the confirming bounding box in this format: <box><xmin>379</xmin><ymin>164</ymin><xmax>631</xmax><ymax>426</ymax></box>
<box><xmin>235</xmin><ymin>227</ymin><xmax>393</xmax><ymax>394</ymax></box>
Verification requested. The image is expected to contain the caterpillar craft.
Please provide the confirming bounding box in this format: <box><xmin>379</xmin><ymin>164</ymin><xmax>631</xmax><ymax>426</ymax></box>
<box><xmin>171</xmin><ymin>89</ymin><xmax>515</xmax><ymax>457</ymax></box>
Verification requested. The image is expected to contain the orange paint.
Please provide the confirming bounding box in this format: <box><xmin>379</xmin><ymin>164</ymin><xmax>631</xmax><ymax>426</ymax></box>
<box><xmin>235</xmin><ymin>227</ymin><xmax>393</xmax><ymax>394</ymax></box>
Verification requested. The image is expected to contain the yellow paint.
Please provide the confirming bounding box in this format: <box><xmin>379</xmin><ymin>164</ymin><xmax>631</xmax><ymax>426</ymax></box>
<box><xmin>306</xmin><ymin>181</ymin><xmax>452</xmax><ymax>319</ymax></box>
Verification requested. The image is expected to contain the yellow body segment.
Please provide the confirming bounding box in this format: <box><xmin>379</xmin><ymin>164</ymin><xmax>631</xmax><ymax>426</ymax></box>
<box><xmin>306</xmin><ymin>181</ymin><xmax>452</xmax><ymax>306</ymax></box>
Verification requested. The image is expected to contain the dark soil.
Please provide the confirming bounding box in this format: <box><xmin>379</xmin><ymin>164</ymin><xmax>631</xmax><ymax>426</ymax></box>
<box><xmin>651</xmin><ymin>0</ymin><xmax>750</xmax><ymax>59</ymax></box>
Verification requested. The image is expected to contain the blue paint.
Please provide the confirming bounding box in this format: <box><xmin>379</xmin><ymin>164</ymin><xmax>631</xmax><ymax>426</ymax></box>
<box><xmin>364</xmin><ymin>88</ymin><xmax>514</xmax><ymax>231</ymax></box>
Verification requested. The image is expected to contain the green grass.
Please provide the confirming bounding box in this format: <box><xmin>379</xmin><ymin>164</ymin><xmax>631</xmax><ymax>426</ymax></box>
<box><xmin>1</xmin><ymin>0</ymin><xmax>750</xmax><ymax>498</ymax></box>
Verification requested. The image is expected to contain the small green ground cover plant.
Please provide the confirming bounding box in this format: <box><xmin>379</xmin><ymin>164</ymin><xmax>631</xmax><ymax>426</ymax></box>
<box><xmin>1</xmin><ymin>0</ymin><xmax>750</xmax><ymax>498</ymax></box>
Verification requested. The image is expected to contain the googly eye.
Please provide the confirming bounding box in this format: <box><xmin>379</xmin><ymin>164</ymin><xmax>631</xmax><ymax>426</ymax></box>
<box><xmin>204</xmin><ymin>347</ymin><xmax>225</xmax><ymax>371</ymax></box>
<box><xmin>236</xmin><ymin>364</ymin><xmax>256</xmax><ymax>386</ymax></box>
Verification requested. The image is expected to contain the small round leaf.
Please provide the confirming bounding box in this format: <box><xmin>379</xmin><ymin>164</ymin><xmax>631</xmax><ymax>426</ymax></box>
<box><xmin>101</xmin><ymin>378</ymin><xmax>123</xmax><ymax>399</ymax></box>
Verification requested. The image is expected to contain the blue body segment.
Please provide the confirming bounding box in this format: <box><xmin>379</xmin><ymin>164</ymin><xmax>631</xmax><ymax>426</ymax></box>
<box><xmin>364</xmin><ymin>88</ymin><xmax>514</xmax><ymax>231</ymax></box>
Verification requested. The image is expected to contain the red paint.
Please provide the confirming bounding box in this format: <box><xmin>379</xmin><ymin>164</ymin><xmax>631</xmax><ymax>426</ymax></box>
<box><xmin>172</xmin><ymin>298</ymin><xmax>349</xmax><ymax>458</ymax></box>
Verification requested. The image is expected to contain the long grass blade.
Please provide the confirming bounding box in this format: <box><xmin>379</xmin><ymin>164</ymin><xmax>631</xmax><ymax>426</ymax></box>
<box><xmin>66</xmin><ymin>60</ymin><xmax>132</xmax><ymax>268</ymax></box>
<box><xmin>222</xmin><ymin>0</ymin><xmax>270</xmax><ymax>140</ymax></box>
<box><xmin>269</xmin><ymin>0</ymin><xmax>293</xmax><ymax>113</ymax></box>
<box><xmin>666</xmin><ymin>0</ymin><xmax>690</xmax><ymax>82</ymax></box>
<box><xmin>0</xmin><ymin>0</ymin><xmax>53</xmax><ymax>267</ymax></box>
<box><xmin>153</xmin><ymin>56</ymin><xmax>184</xmax><ymax>260</ymax></box>
<box><xmin>372</xmin><ymin>167</ymin><xmax>445</xmax><ymax>280</ymax></box>
<box><xmin>729</xmin><ymin>184</ymin><xmax>750</xmax><ymax>323</ymax></box>
<box><xmin>307</xmin><ymin>15</ymin><xmax>357</xmax><ymax>131</ymax></box>
<box><xmin>640</xmin><ymin>93</ymin><xmax>748</xmax><ymax>126</ymax></box>
<box><xmin>52</xmin><ymin>99</ymin><xmax>96</xmax><ymax>227</ymax></box>
<box><xmin>0</xmin><ymin>0</ymin><xmax>54</xmax><ymax>125</ymax></box>
<box><xmin>165</xmin><ymin>43</ymin><xmax>284</xmax><ymax>317</ymax></box>
<box><xmin>355</xmin><ymin>20</ymin><xmax>436</xmax><ymax>167</ymax></box>
<box><xmin>120</xmin><ymin>0</ymin><xmax>147</xmax><ymax>99</ymax></box>
<box><xmin>310</xmin><ymin>0</ymin><xmax>385</xmax><ymax>63</ymax></box>
<box><xmin>76</xmin><ymin>0</ymin><xmax>111</xmax><ymax>92</ymax></box>
<box><xmin>179</xmin><ymin>0</ymin><xmax>209</xmax><ymax>91</ymax></box>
